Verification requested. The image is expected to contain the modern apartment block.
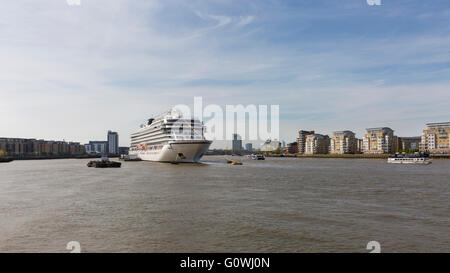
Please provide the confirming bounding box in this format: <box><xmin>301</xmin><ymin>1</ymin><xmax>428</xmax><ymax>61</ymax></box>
<box><xmin>398</xmin><ymin>137</ymin><xmax>421</xmax><ymax>151</ymax></box>
<box><xmin>420</xmin><ymin>122</ymin><xmax>450</xmax><ymax>154</ymax></box>
<box><xmin>84</xmin><ymin>141</ymin><xmax>108</xmax><ymax>155</ymax></box>
<box><xmin>107</xmin><ymin>131</ymin><xmax>119</xmax><ymax>155</ymax></box>
<box><xmin>298</xmin><ymin>130</ymin><xmax>315</xmax><ymax>154</ymax></box>
<box><xmin>356</xmin><ymin>138</ymin><xmax>364</xmax><ymax>153</ymax></box>
<box><xmin>330</xmin><ymin>131</ymin><xmax>357</xmax><ymax>154</ymax></box>
<box><xmin>286</xmin><ymin>142</ymin><xmax>299</xmax><ymax>154</ymax></box>
<box><xmin>0</xmin><ymin>138</ymin><xmax>85</xmax><ymax>156</ymax></box>
<box><xmin>363</xmin><ymin>127</ymin><xmax>397</xmax><ymax>154</ymax></box>
<box><xmin>305</xmin><ymin>134</ymin><xmax>330</xmax><ymax>155</ymax></box>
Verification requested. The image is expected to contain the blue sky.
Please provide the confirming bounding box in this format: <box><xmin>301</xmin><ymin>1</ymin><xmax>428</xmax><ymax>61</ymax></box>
<box><xmin>0</xmin><ymin>0</ymin><xmax>449</xmax><ymax>147</ymax></box>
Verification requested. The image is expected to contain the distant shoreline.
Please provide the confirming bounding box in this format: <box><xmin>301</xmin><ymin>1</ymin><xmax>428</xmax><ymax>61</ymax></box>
<box><xmin>269</xmin><ymin>154</ymin><xmax>450</xmax><ymax>159</ymax></box>
<box><xmin>3</xmin><ymin>154</ymin><xmax>449</xmax><ymax>162</ymax></box>
<box><xmin>267</xmin><ymin>154</ymin><xmax>388</xmax><ymax>159</ymax></box>
<box><xmin>1</xmin><ymin>154</ymin><xmax>102</xmax><ymax>161</ymax></box>
<box><xmin>206</xmin><ymin>154</ymin><xmax>450</xmax><ymax>160</ymax></box>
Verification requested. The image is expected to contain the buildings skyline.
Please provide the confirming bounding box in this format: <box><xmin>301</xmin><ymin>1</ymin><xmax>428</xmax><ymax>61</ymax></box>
<box><xmin>281</xmin><ymin>121</ymin><xmax>450</xmax><ymax>155</ymax></box>
<box><xmin>0</xmin><ymin>130</ymin><xmax>121</xmax><ymax>158</ymax></box>
<box><xmin>420</xmin><ymin>122</ymin><xmax>450</xmax><ymax>154</ymax></box>
<box><xmin>0</xmin><ymin>137</ymin><xmax>85</xmax><ymax>157</ymax></box>
<box><xmin>2</xmin><ymin>121</ymin><xmax>449</xmax><ymax>157</ymax></box>
<box><xmin>85</xmin><ymin>130</ymin><xmax>120</xmax><ymax>156</ymax></box>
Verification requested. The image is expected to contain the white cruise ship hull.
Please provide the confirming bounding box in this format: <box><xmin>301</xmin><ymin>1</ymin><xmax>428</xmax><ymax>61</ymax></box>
<box><xmin>130</xmin><ymin>140</ymin><xmax>211</xmax><ymax>163</ymax></box>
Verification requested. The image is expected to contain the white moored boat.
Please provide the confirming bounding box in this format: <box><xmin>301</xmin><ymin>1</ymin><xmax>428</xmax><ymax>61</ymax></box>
<box><xmin>387</xmin><ymin>153</ymin><xmax>432</xmax><ymax>165</ymax></box>
<box><xmin>129</xmin><ymin>109</ymin><xmax>212</xmax><ymax>163</ymax></box>
<box><xmin>246</xmin><ymin>154</ymin><xmax>265</xmax><ymax>160</ymax></box>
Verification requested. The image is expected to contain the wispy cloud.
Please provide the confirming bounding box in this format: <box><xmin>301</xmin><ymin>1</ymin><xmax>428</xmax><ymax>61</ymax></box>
<box><xmin>191</xmin><ymin>11</ymin><xmax>233</xmax><ymax>37</ymax></box>
<box><xmin>236</xmin><ymin>15</ymin><xmax>255</xmax><ymax>27</ymax></box>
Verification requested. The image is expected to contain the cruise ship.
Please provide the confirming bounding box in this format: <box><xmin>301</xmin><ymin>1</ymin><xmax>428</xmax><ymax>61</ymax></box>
<box><xmin>129</xmin><ymin>109</ymin><xmax>212</xmax><ymax>163</ymax></box>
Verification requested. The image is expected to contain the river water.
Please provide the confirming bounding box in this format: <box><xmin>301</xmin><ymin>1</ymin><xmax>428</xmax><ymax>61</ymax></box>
<box><xmin>0</xmin><ymin>156</ymin><xmax>448</xmax><ymax>252</ymax></box>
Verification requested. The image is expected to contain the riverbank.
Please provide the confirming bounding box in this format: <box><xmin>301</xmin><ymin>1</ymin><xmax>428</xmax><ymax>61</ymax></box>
<box><xmin>430</xmin><ymin>154</ymin><xmax>450</xmax><ymax>159</ymax></box>
<box><xmin>266</xmin><ymin>154</ymin><xmax>450</xmax><ymax>159</ymax></box>
<box><xmin>267</xmin><ymin>154</ymin><xmax>388</xmax><ymax>159</ymax></box>
<box><xmin>2</xmin><ymin>154</ymin><xmax>101</xmax><ymax>161</ymax></box>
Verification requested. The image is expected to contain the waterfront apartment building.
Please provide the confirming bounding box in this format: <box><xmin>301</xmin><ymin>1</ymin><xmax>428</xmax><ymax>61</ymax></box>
<box><xmin>420</xmin><ymin>122</ymin><xmax>450</xmax><ymax>154</ymax></box>
<box><xmin>286</xmin><ymin>142</ymin><xmax>299</xmax><ymax>154</ymax></box>
<box><xmin>305</xmin><ymin>134</ymin><xmax>330</xmax><ymax>155</ymax></box>
<box><xmin>0</xmin><ymin>138</ymin><xmax>85</xmax><ymax>156</ymax></box>
<box><xmin>363</xmin><ymin>127</ymin><xmax>397</xmax><ymax>154</ymax></box>
<box><xmin>398</xmin><ymin>137</ymin><xmax>421</xmax><ymax>152</ymax></box>
<box><xmin>298</xmin><ymin>130</ymin><xmax>315</xmax><ymax>154</ymax></box>
<box><xmin>84</xmin><ymin>141</ymin><xmax>108</xmax><ymax>155</ymax></box>
<box><xmin>330</xmin><ymin>131</ymin><xmax>357</xmax><ymax>154</ymax></box>
<box><xmin>232</xmin><ymin>134</ymin><xmax>242</xmax><ymax>153</ymax></box>
<box><xmin>107</xmin><ymin>131</ymin><xmax>119</xmax><ymax>155</ymax></box>
<box><xmin>356</xmin><ymin>138</ymin><xmax>364</xmax><ymax>154</ymax></box>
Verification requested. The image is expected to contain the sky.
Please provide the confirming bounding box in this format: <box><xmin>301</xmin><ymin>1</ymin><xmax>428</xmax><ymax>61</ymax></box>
<box><xmin>0</xmin><ymin>0</ymin><xmax>449</xmax><ymax>148</ymax></box>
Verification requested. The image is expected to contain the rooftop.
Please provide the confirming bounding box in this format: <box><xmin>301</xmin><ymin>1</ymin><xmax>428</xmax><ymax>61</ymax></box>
<box><xmin>398</xmin><ymin>136</ymin><xmax>421</xmax><ymax>140</ymax></box>
<box><xmin>333</xmin><ymin>131</ymin><xmax>355</xmax><ymax>137</ymax></box>
<box><xmin>366</xmin><ymin>127</ymin><xmax>394</xmax><ymax>134</ymax></box>
<box><xmin>306</xmin><ymin>134</ymin><xmax>329</xmax><ymax>139</ymax></box>
<box><xmin>426</xmin><ymin>122</ymin><xmax>450</xmax><ymax>129</ymax></box>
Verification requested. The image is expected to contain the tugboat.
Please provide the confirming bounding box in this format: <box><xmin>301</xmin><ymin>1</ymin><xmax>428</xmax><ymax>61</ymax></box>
<box><xmin>387</xmin><ymin>152</ymin><xmax>432</xmax><ymax>165</ymax></box>
<box><xmin>87</xmin><ymin>155</ymin><xmax>121</xmax><ymax>168</ymax></box>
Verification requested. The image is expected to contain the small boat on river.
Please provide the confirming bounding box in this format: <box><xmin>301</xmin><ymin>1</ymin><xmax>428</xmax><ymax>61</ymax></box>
<box><xmin>387</xmin><ymin>153</ymin><xmax>432</xmax><ymax>165</ymax></box>
<box><xmin>246</xmin><ymin>154</ymin><xmax>265</xmax><ymax>160</ymax></box>
<box><xmin>87</xmin><ymin>156</ymin><xmax>121</xmax><ymax>168</ymax></box>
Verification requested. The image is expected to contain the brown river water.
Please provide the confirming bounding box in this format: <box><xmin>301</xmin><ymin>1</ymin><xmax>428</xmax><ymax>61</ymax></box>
<box><xmin>0</xmin><ymin>156</ymin><xmax>448</xmax><ymax>252</ymax></box>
